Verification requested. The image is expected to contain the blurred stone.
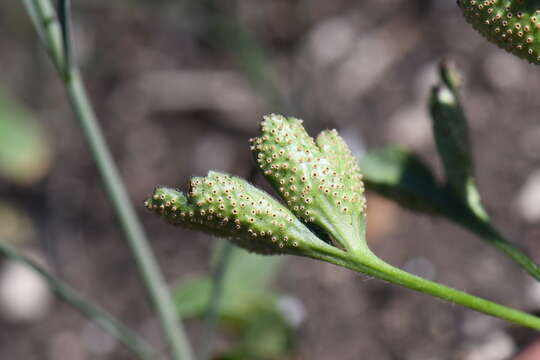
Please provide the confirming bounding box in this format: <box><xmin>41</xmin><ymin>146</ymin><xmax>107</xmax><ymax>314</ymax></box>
<box><xmin>515</xmin><ymin>169</ymin><xmax>540</xmax><ymax>223</ymax></box>
<box><xmin>0</xmin><ymin>258</ymin><xmax>52</xmax><ymax>323</ymax></box>
<box><xmin>462</xmin><ymin>331</ymin><xmax>516</xmax><ymax>360</ymax></box>
<box><xmin>137</xmin><ymin>70</ymin><xmax>262</xmax><ymax>131</ymax></box>
<box><xmin>81</xmin><ymin>320</ymin><xmax>117</xmax><ymax>355</ymax></box>
<box><xmin>403</xmin><ymin>257</ymin><xmax>436</xmax><ymax>281</ymax></box>
<box><xmin>483</xmin><ymin>53</ymin><xmax>528</xmax><ymax>92</ymax></box>
<box><xmin>339</xmin><ymin>127</ymin><xmax>366</xmax><ymax>159</ymax></box>
<box><xmin>48</xmin><ymin>332</ymin><xmax>87</xmax><ymax>360</ymax></box>
<box><xmin>462</xmin><ymin>312</ymin><xmax>504</xmax><ymax>339</ymax></box>
<box><xmin>525</xmin><ymin>278</ymin><xmax>540</xmax><ymax>308</ymax></box>
<box><xmin>469</xmin><ymin>253</ymin><xmax>507</xmax><ymax>286</ymax></box>
<box><xmin>386</xmin><ymin>104</ymin><xmax>432</xmax><ymax>149</ymax></box>
<box><xmin>277</xmin><ymin>295</ymin><xmax>306</xmax><ymax>328</ymax></box>
<box><xmin>139</xmin><ymin>317</ymin><xmax>165</xmax><ymax>350</ymax></box>
<box><xmin>307</xmin><ymin>17</ymin><xmax>357</xmax><ymax>68</ymax></box>
<box><xmin>192</xmin><ymin>133</ymin><xmax>237</xmax><ymax>174</ymax></box>
<box><xmin>406</xmin><ymin>350</ymin><xmax>443</xmax><ymax>360</ymax></box>
<box><xmin>333</xmin><ymin>19</ymin><xmax>421</xmax><ymax>102</ymax></box>
<box><xmin>414</xmin><ymin>62</ymin><xmax>439</xmax><ymax>102</ymax></box>
<box><xmin>520</xmin><ymin>126</ymin><xmax>540</xmax><ymax>160</ymax></box>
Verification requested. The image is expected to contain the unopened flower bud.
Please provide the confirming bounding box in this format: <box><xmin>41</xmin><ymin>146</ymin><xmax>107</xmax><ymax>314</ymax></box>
<box><xmin>250</xmin><ymin>114</ymin><xmax>366</xmax><ymax>251</ymax></box>
<box><xmin>460</xmin><ymin>0</ymin><xmax>540</xmax><ymax>64</ymax></box>
<box><xmin>145</xmin><ymin>171</ymin><xmax>330</xmax><ymax>256</ymax></box>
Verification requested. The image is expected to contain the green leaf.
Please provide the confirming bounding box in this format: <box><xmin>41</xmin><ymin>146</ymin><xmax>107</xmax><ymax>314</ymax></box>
<box><xmin>173</xmin><ymin>277</ymin><xmax>212</xmax><ymax>318</ymax></box>
<box><xmin>361</xmin><ymin>146</ymin><xmax>443</xmax><ymax>215</ymax></box>
<box><xmin>173</xmin><ymin>247</ymin><xmax>282</xmax><ymax>319</ymax></box>
<box><xmin>224</xmin><ymin>307</ymin><xmax>293</xmax><ymax>360</ymax></box>
<box><xmin>429</xmin><ymin>63</ymin><xmax>473</xmax><ymax>198</ymax></box>
<box><xmin>219</xmin><ymin>247</ymin><xmax>282</xmax><ymax>298</ymax></box>
<box><xmin>173</xmin><ymin>247</ymin><xmax>293</xmax><ymax>358</ymax></box>
<box><xmin>429</xmin><ymin>63</ymin><xmax>489</xmax><ymax>220</ymax></box>
<box><xmin>0</xmin><ymin>90</ymin><xmax>51</xmax><ymax>184</ymax></box>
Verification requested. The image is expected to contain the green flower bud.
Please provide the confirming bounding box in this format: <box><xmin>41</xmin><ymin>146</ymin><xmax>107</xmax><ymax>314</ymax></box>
<box><xmin>460</xmin><ymin>0</ymin><xmax>540</xmax><ymax>64</ymax></box>
<box><xmin>250</xmin><ymin>114</ymin><xmax>366</xmax><ymax>252</ymax></box>
<box><xmin>145</xmin><ymin>171</ymin><xmax>330</xmax><ymax>256</ymax></box>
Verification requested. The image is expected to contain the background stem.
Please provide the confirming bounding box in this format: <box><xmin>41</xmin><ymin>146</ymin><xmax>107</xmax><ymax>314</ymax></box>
<box><xmin>65</xmin><ymin>66</ymin><xmax>194</xmax><ymax>360</ymax></box>
<box><xmin>0</xmin><ymin>240</ymin><xmax>160</xmax><ymax>360</ymax></box>
<box><xmin>198</xmin><ymin>241</ymin><xmax>234</xmax><ymax>360</ymax></box>
<box><xmin>21</xmin><ymin>1</ymin><xmax>195</xmax><ymax>359</ymax></box>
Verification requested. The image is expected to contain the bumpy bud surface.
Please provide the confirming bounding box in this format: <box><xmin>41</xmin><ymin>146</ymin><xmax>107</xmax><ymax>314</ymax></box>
<box><xmin>145</xmin><ymin>171</ymin><xmax>330</xmax><ymax>256</ymax></box>
<box><xmin>460</xmin><ymin>0</ymin><xmax>540</xmax><ymax>64</ymax></box>
<box><xmin>251</xmin><ymin>114</ymin><xmax>366</xmax><ymax>251</ymax></box>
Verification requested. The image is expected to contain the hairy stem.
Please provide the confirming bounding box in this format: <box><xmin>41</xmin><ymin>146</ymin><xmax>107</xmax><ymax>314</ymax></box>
<box><xmin>21</xmin><ymin>1</ymin><xmax>194</xmax><ymax>359</ymax></box>
<box><xmin>315</xmin><ymin>247</ymin><xmax>540</xmax><ymax>330</ymax></box>
<box><xmin>0</xmin><ymin>240</ymin><xmax>160</xmax><ymax>359</ymax></box>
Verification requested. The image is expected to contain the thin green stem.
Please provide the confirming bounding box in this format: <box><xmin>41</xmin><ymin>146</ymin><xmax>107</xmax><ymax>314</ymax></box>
<box><xmin>22</xmin><ymin>0</ymin><xmax>64</xmax><ymax>73</ymax></box>
<box><xmin>0</xmin><ymin>240</ymin><xmax>160</xmax><ymax>359</ymax></box>
<box><xmin>198</xmin><ymin>241</ymin><xmax>234</xmax><ymax>360</ymax></box>
<box><xmin>315</xmin><ymin>247</ymin><xmax>540</xmax><ymax>330</ymax></box>
<box><xmin>368</xmin><ymin>258</ymin><xmax>540</xmax><ymax>329</ymax></box>
<box><xmin>21</xmin><ymin>1</ymin><xmax>195</xmax><ymax>359</ymax></box>
<box><xmin>57</xmin><ymin>0</ymin><xmax>72</xmax><ymax>80</ymax></box>
<box><xmin>66</xmin><ymin>66</ymin><xmax>194</xmax><ymax>360</ymax></box>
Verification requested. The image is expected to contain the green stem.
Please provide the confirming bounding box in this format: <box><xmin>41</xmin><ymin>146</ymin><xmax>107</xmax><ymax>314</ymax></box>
<box><xmin>66</xmin><ymin>66</ymin><xmax>194</xmax><ymax>360</ymax></box>
<box><xmin>21</xmin><ymin>1</ymin><xmax>195</xmax><ymax>359</ymax></box>
<box><xmin>310</xmin><ymin>246</ymin><xmax>540</xmax><ymax>330</ymax></box>
<box><xmin>0</xmin><ymin>240</ymin><xmax>160</xmax><ymax>360</ymax></box>
<box><xmin>22</xmin><ymin>0</ymin><xmax>64</xmax><ymax>73</ymax></box>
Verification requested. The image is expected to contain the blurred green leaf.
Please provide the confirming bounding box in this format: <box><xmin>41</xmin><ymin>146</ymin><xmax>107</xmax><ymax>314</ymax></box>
<box><xmin>361</xmin><ymin>146</ymin><xmax>443</xmax><ymax>215</ymax></box>
<box><xmin>219</xmin><ymin>307</ymin><xmax>293</xmax><ymax>360</ymax></box>
<box><xmin>0</xmin><ymin>90</ymin><xmax>51</xmax><ymax>184</ymax></box>
<box><xmin>174</xmin><ymin>247</ymin><xmax>292</xmax><ymax>359</ymax></box>
<box><xmin>174</xmin><ymin>247</ymin><xmax>282</xmax><ymax>319</ymax></box>
<box><xmin>429</xmin><ymin>63</ymin><xmax>489</xmax><ymax>220</ymax></box>
<box><xmin>218</xmin><ymin>247</ymin><xmax>281</xmax><ymax>298</ymax></box>
<box><xmin>429</xmin><ymin>62</ymin><xmax>473</xmax><ymax>199</ymax></box>
<box><xmin>174</xmin><ymin>277</ymin><xmax>212</xmax><ymax>318</ymax></box>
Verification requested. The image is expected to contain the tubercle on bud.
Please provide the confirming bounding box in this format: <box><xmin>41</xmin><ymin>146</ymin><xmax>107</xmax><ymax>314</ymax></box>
<box><xmin>460</xmin><ymin>0</ymin><xmax>540</xmax><ymax>65</ymax></box>
<box><xmin>145</xmin><ymin>171</ymin><xmax>330</xmax><ymax>256</ymax></box>
<box><xmin>316</xmin><ymin>129</ymin><xmax>366</xmax><ymax>215</ymax></box>
<box><xmin>250</xmin><ymin>114</ymin><xmax>367</xmax><ymax>252</ymax></box>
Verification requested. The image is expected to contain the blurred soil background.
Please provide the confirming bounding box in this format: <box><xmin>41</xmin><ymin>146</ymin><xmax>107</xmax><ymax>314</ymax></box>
<box><xmin>1</xmin><ymin>0</ymin><xmax>540</xmax><ymax>359</ymax></box>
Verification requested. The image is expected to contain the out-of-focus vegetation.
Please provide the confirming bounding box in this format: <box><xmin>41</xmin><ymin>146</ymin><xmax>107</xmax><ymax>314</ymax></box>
<box><xmin>0</xmin><ymin>90</ymin><xmax>51</xmax><ymax>184</ymax></box>
<box><xmin>2</xmin><ymin>0</ymin><xmax>540</xmax><ymax>359</ymax></box>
